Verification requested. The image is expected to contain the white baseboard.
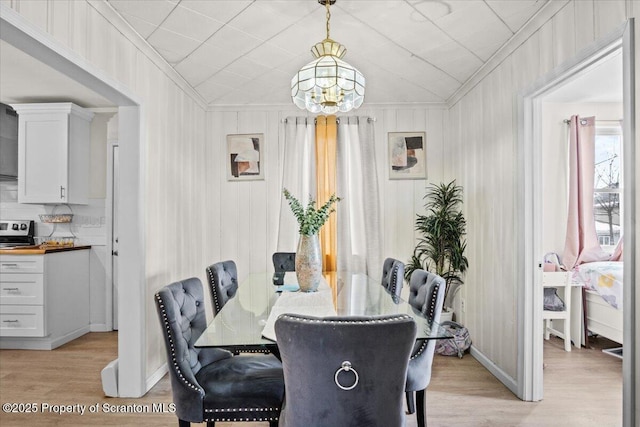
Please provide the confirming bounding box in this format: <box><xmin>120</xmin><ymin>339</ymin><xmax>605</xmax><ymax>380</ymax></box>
<box><xmin>146</xmin><ymin>362</ymin><xmax>168</xmax><ymax>393</ymax></box>
<box><xmin>90</xmin><ymin>324</ymin><xmax>113</xmax><ymax>332</ymax></box>
<box><xmin>0</xmin><ymin>326</ymin><xmax>90</xmax><ymax>350</ymax></box>
<box><xmin>470</xmin><ymin>345</ymin><xmax>518</xmax><ymax>396</ymax></box>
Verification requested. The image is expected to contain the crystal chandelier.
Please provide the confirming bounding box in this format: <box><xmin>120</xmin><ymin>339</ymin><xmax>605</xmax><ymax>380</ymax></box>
<box><xmin>291</xmin><ymin>0</ymin><xmax>365</xmax><ymax>114</ymax></box>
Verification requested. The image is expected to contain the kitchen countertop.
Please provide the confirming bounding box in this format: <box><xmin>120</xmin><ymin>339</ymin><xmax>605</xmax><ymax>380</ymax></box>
<box><xmin>0</xmin><ymin>245</ymin><xmax>91</xmax><ymax>255</ymax></box>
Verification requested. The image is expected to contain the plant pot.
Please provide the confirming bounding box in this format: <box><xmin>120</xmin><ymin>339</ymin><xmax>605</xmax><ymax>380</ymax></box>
<box><xmin>439</xmin><ymin>307</ymin><xmax>454</xmax><ymax>323</ymax></box>
<box><xmin>295</xmin><ymin>234</ymin><xmax>322</xmax><ymax>292</ymax></box>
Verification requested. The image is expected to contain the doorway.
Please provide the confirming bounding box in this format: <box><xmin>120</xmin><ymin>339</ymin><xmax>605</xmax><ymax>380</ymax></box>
<box><xmin>517</xmin><ymin>19</ymin><xmax>636</xmax><ymax>426</ymax></box>
<box><xmin>0</xmin><ymin>7</ymin><xmax>146</xmax><ymax>397</ymax></box>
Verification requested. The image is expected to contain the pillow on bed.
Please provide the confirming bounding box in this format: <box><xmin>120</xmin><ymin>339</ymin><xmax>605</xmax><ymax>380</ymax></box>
<box><xmin>543</xmin><ymin>288</ymin><xmax>565</xmax><ymax>311</ymax></box>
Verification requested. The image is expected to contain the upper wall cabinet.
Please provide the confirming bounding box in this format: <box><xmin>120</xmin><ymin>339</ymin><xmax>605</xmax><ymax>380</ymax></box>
<box><xmin>11</xmin><ymin>103</ymin><xmax>94</xmax><ymax>204</ymax></box>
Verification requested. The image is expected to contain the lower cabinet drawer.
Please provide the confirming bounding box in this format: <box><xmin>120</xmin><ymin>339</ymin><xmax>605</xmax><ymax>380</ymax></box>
<box><xmin>0</xmin><ymin>305</ymin><xmax>45</xmax><ymax>337</ymax></box>
<box><xmin>0</xmin><ymin>274</ymin><xmax>44</xmax><ymax>305</ymax></box>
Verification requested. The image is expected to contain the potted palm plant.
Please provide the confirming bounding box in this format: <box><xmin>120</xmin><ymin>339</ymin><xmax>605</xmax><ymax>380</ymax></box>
<box><xmin>404</xmin><ymin>180</ymin><xmax>468</xmax><ymax>321</ymax></box>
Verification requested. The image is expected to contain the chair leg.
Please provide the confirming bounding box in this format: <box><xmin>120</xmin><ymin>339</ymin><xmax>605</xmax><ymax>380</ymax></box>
<box><xmin>544</xmin><ymin>319</ymin><xmax>550</xmax><ymax>340</ymax></box>
<box><xmin>406</xmin><ymin>390</ymin><xmax>415</xmax><ymax>414</ymax></box>
<box><xmin>178</xmin><ymin>420</ymin><xmax>190</xmax><ymax>427</ymax></box>
<box><xmin>269</xmin><ymin>421</ymin><xmax>278</xmax><ymax>427</ymax></box>
<box><xmin>564</xmin><ymin>319</ymin><xmax>571</xmax><ymax>352</ymax></box>
<box><xmin>206</xmin><ymin>422</ymin><xmax>215</xmax><ymax>427</ymax></box>
<box><xmin>416</xmin><ymin>389</ymin><xmax>427</xmax><ymax>427</ymax></box>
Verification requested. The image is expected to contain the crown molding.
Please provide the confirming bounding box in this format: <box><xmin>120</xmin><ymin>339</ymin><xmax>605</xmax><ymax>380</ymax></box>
<box><xmin>88</xmin><ymin>0</ymin><xmax>207</xmax><ymax>109</ymax></box>
<box><xmin>446</xmin><ymin>0</ymin><xmax>570</xmax><ymax>109</ymax></box>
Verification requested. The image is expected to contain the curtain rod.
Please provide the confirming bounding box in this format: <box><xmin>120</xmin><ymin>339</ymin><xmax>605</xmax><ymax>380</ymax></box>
<box><xmin>281</xmin><ymin>117</ymin><xmax>376</xmax><ymax>124</ymax></box>
<box><xmin>563</xmin><ymin>118</ymin><xmax>621</xmax><ymax>124</ymax></box>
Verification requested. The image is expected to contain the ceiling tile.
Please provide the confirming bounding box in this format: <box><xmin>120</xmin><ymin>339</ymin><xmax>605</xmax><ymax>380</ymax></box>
<box><xmin>223</xmin><ymin>57</ymin><xmax>273</xmax><ymax>81</ymax></box>
<box><xmin>183</xmin><ymin>39</ymin><xmax>241</xmax><ymax>71</ymax></box>
<box><xmin>160</xmin><ymin>4</ymin><xmax>224</xmax><ymax>42</ymax></box>
<box><xmin>486</xmin><ymin>0</ymin><xmax>548</xmax><ymax>33</ymax></box>
<box><xmin>118</xmin><ymin>12</ymin><xmax>158</xmax><ymax>39</ymax></box>
<box><xmin>207</xmin><ymin>25</ymin><xmax>263</xmax><ymax>57</ymax></box>
<box><xmin>107</xmin><ymin>0</ymin><xmax>177</xmax><ymax>26</ymax></box>
<box><xmin>174</xmin><ymin>54</ymin><xmax>221</xmax><ymax>87</ymax></box>
<box><xmin>227</xmin><ymin>2</ymin><xmax>298</xmax><ymax>41</ymax></box>
<box><xmin>209</xmin><ymin>69</ymin><xmax>251</xmax><ymax>90</ymax></box>
<box><xmin>179</xmin><ymin>0</ymin><xmax>253</xmax><ymax>24</ymax></box>
<box><xmin>434</xmin><ymin>1</ymin><xmax>513</xmax><ymax>61</ymax></box>
<box><xmin>196</xmin><ymin>78</ymin><xmax>232</xmax><ymax>103</ymax></box>
<box><xmin>244</xmin><ymin>42</ymin><xmax>297</xmax><ymax>70</ymax></box>
<box><xmin>147</xmin><ymin>27</ymin><xmax>201</xmax><ymax>63</ymax></box>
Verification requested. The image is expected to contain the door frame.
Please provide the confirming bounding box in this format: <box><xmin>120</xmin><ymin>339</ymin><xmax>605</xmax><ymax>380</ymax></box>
<box><xmin>0</xmin><ymin>5</ymin><xmax>147</xmax><ymax>397</ymax></box>
<box><xmin>516</xmin><ymin>18</ymin><xmax>636</xmax><ymax>426</ymax></box>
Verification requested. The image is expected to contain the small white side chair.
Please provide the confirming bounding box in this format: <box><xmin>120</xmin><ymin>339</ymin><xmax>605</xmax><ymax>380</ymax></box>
<box><xmin>542</xmin><ymin>271</ymin><xmax>573</xmax><ymax>351</ymax></box>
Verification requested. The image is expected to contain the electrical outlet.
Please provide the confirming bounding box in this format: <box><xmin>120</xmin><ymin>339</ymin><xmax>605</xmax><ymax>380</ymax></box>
<box><xmin>461</xmin><ymin>298</ymin><xmax>466</xmax><ymax>313</ymax></box>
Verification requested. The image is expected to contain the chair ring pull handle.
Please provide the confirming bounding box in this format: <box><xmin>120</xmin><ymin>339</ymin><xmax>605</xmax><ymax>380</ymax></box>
<box><xmin>334</xmin><ymin>361</ymin><xmax>359</xmax><ymax>391</ymax></box>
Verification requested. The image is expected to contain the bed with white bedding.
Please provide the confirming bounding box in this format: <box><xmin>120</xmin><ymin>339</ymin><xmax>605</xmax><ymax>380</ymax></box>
<box><xmin>572</xmin><ymin>261</ymin><xmax>624</xmax><ymax>345</ymax></box>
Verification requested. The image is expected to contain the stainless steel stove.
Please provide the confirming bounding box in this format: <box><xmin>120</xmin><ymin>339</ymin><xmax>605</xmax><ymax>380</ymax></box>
<box><xmin>0</xmin><ymin>220</ymin><xmax>36</xmax><ymax>248</ymax></box>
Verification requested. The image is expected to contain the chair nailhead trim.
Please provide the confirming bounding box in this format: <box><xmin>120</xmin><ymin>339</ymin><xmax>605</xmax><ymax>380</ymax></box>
<box><xmin>205</xmin><ymin>407</ymin><xmax>279</xmax><ymax>413</ymax></box>
<box><xmin>155</xmin><ymin>292</ymin><xmax>204</xmax><ymax>394</ymax></box>
<box><xmin>279</xmin><ymin>314</ymin><xmax>412</xmax><ymax>324</ymax></box>
<box><xmin>206</xmin><ymin>267</ymin><xmax>222</xmax><ymax>314</ymax></box>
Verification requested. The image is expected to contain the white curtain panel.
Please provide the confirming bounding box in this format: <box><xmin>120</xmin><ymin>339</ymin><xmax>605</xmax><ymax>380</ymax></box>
<box><xmin>277</xmin><ymin>117</ymin><xmax>317</xmax><ymax>252</ymax></box>
<box><xmin>336</xmin><ymin>117</ymin><xmax>382</xmax><ymax>276</ymax></box>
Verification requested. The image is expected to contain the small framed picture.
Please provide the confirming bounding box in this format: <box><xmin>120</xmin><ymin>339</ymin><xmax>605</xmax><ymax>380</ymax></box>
<box><xmin>226</xmin><ymin>133</ymin><xmax>264</xmax><ymax>181</ymax></box>
<box><xmin>388</xmin><ymin>132</ymin><xmax>427</xmax><ymax>180</ymax></box>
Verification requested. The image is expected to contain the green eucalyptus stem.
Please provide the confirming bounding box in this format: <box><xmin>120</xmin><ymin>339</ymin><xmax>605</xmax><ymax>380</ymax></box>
<box><xmin>283</xmin><ymin>188</ymin><xmax>340</xmax><ymax>236</ymax></box>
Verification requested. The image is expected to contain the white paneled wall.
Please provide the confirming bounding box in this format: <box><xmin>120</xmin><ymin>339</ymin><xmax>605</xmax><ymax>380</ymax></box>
<box><xmin>447</xmin><ymin>0</ymin><xmax>634</xmax><ymax>381</ymax></box>
<box><xmin>206</xmin><ymin>106</ymin><xmax>447</xmax><ymax>284</ymax></box>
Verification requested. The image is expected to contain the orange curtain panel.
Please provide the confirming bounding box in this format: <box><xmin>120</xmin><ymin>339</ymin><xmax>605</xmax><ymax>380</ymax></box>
<box><xmin>315</xmin><ymin>115</ymin><xmax>338</xmax><ymax>272</ymax></box>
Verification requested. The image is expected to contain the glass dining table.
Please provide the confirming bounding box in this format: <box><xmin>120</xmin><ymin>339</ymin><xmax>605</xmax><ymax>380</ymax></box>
<box><xmin>195</xmin><ymin>271</ymin><xmax>452</xmax><ymax>352</ymax></box>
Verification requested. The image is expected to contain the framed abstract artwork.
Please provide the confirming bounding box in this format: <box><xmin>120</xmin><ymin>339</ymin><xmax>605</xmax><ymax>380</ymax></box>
<box><xmin>226</xmin><ymin>133</ymin><xmax>264</xmax><ymax>181</ymax></box>
<box><xmin>388</xmin><ymin>132</ymin><xmax>427</xmax><ymax>179</ymax></box>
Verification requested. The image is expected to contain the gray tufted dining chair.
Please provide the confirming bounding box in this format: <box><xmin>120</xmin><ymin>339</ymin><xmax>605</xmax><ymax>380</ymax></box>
<box><xmin>272</xmin><ymin>252</ymin><xmax>295</xmax><ymax>285</ymax></box>
<box><xmin>272</xmin><ymin>252</ymin><xmax>296</xmax><ymax>273</ymax></box>
<box><xmin>275</xmin><ymin>313</ymin><xmax>417</xmax><ymax>427</ymax></box>
<box><xmin>405</xmin><ymin>269</ymin><xmax>446</xmax><ymax>427</ymax></box>
<box><xmin>381</xmin><ymin>257</ymin><xmax>405</xmax><ymax>297</ymax></box>
<box><xmin>205</xmin><ymin>260</ymin><xmax>238</xmax><ymax>316</ymax></box>
<box><xmin>154</xmin><ymin>277</ymin><xmax>284</xmax><ymax>427</ymax></box>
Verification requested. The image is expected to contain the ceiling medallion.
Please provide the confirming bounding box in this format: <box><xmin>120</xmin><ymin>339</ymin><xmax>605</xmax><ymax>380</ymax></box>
<box><xmin>291</xmin><ymin>0</ymin><xmax>365</xmax><ymax>114</ymax></box>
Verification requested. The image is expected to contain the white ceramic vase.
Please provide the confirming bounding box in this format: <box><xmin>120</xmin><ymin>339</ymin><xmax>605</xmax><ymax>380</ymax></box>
<box><xmin>295</xmin><ymin>234</ymin><xmax>322</xmax><ymax>292</ymax></box>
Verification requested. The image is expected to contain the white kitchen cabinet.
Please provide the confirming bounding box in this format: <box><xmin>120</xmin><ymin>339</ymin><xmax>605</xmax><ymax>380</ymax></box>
<box><xmin>11</xmin><ymin>103</ymin><xmax>94</xmax><ymax>204</ymax></box>
<box><xmin>0</xmin><ymin>250</ymin><xmax>90</xmax><ymax>349</ymax></box>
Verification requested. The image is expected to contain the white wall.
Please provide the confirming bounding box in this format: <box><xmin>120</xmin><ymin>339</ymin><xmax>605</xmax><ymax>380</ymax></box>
<box><xmin>447</xmin><ymin>0</ymin><xmax>635</xmax><ymax>382</ymax></box>
<box><xmin>205</xmin><ymin>106</ymin><xmax>447</xmax><ymax>289</ymax></box>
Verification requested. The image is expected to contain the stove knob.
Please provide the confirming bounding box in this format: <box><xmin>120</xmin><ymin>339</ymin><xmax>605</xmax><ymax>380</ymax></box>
<box><xmin>12</xmin><ymin>224</ymin><xmax>19</xmax><ymax>231</ymax></box>
<box><xmin>20</xmin><ymin>223</ymin><xmax>27</xmax><ymax>230</ymax></box>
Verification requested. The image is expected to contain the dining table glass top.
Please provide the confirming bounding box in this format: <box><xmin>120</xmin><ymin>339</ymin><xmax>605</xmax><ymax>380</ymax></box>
<box><xmin>195</xmin><ymin>271</ymin><xmax>451</xmax><ymax>349</ymax></box>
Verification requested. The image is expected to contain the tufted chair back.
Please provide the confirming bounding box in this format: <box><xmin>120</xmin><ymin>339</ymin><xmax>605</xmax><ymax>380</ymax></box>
<box><xmin>206</xmin><ymin>260</ymin><xmax>238</xmax><ymax>316</ymax></box>
<box><xmin>381</xmin><ymin>257</ymin><xmax>405</xmax><ymax>297</ymax></box>
<box><xmin>405</xmin><ymin>269</ymin><xmax>446</xmax><ymax>427</ymax></box>
<box><xmin>275</xmin><ymin>314</ymin><xmax>417</xmax><ymax>427</ymax></box>
<box><xmin>272</xmin><ymin>252</ymin><xmax>296</xmax><ymax>273</ymax></box>
<box><xmin>154</xmin><ymin>278</ymin><xmax>233</xmax><ymax>423</ymax></box>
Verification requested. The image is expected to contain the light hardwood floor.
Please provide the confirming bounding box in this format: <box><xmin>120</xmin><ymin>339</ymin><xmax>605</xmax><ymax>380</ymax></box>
<box><xmin>0</xmin><ymin>332</ymin><xmax>621</xmax><ymax>426</ymax></box>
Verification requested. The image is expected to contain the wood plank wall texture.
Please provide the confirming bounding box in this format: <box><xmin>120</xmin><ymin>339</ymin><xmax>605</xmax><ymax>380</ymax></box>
<box><xmin>3</xmin><ymin>0</ymin><xmax>638</xmax><ymax>396</ymax></box>
<box><xmin>447</xmin><ymin>0</ymin><xmax>637</xmax><ymax>381</ymax></box>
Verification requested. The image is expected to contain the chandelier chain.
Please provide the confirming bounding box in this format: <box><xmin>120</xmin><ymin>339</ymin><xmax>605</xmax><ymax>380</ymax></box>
<box><xmin>325</xmin><ymin>0</ymin><xmax>331</xmax><ymax>39</ymax></box>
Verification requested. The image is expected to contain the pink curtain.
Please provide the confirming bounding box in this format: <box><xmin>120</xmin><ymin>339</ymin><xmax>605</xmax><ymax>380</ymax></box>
<box><xmin>562</xmin><ymin>115</ymin><xmax>609</xmax><ymax>268</ymax></box>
